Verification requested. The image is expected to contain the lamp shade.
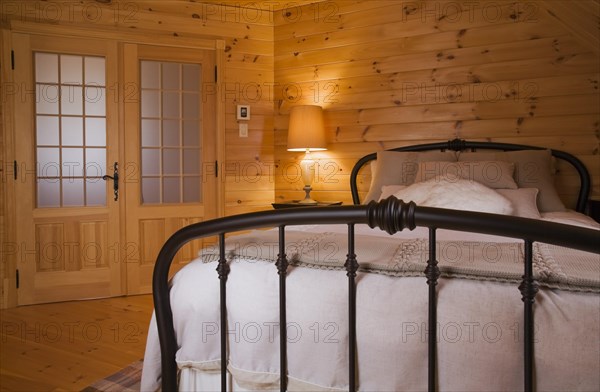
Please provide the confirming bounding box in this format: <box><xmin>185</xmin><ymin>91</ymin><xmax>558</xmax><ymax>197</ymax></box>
<box><xmin>286</xmin><ymin>105</ymin><xmax>327</xmax><ymax>151</ymax></box>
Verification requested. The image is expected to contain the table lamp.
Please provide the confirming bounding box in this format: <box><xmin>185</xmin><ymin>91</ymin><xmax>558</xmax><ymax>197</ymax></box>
<box><xmin>286</xmin><ymin>105</ymin><xmax>327</xmax><ymax>204</ymax></box>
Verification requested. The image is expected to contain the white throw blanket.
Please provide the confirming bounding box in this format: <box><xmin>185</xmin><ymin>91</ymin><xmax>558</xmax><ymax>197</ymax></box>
<box><xmin>200</xmin><ymin>230</ymin><xmax>599</xmax><ymax>293</ymax></box>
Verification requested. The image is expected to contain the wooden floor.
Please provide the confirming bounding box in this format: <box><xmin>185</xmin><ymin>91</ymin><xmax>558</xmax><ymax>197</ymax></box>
<box><xmin>0</xmin><ymin>295</ymin><xmax>153</xmax><ymax>391</ymax></box>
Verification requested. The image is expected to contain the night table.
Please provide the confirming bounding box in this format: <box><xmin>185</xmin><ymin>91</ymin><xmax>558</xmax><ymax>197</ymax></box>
<box><xmin>272</xmin><ymin>200</ymin><xmax>342</xmax><ymax>209</ymax></box>
<box><xmin>588</xmin><ymin>195</ymin><xmax>600</xmax><ymax>223</ymax></box>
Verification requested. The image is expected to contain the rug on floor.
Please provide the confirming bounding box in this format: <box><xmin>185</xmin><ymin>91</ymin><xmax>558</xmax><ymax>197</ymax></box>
<box><xmin>80</xmin><ymin>359</ymin><xmax>143</xmax><ymax>392</ymax></box>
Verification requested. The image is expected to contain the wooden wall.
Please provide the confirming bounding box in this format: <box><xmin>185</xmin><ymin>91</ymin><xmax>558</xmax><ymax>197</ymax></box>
<box><xmin>274</xmin><ymin>0</ymin><xmax>600</xmax><ymax>207</ymax></box>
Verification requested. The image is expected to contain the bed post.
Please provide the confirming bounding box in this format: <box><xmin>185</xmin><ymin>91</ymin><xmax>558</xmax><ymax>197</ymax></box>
<box><xmin>425</xmin><ymin>227</ymin><xmax>440</xmax><ymax>392</ymax></box>
<box><xmin>345</xmin><ymin>223</ymin><xmax>359</xmax><ymax>392</ymax></box>
<box><xmin>276</xmin><ymin>226</ymin><xmax>289</xmax><ymax>392</ymax></box>
<box><xmin>520</xmin><ymin>240</ymin><xmax>538</xmax><ymax>391</ymax></box>
<box><xmin>217</xmin><ymin>233</ymin><xmax>230</xmax><ymax>391</ymax></box>
<box><xmin>153</xmin><ymin>238</ymin><xmax>181</xmax><ymax>392</ymax></box>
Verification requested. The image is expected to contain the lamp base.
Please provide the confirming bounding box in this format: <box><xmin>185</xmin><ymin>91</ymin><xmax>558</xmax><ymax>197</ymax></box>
<box><xmin>297</xmin><ymin>185</ymin><xmax>318</xmax><ymax>205</ymax></box>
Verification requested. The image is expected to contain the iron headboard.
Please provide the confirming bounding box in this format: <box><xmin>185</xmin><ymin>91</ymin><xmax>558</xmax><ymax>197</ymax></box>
<box><xmin>349</xmin><ymin>138</ymin><xmax>591</xmax><ymax>212</ymax></box>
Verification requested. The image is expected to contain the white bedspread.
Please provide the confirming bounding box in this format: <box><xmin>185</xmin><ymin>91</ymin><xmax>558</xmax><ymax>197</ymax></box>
<box><xmin>141</xmin><ymin>212</ymin><xmax>600</xmax><ymax>391</ymax></box>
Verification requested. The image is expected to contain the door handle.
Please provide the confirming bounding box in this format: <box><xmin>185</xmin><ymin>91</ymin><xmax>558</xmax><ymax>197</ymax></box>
<box><xmin>102</xmin><ymin>162</ymin><xmax>119</xmax><ymax>201</ymax></box>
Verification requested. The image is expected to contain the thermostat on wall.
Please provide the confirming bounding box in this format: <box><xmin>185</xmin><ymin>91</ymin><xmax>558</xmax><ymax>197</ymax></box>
<box><xmin>237</xmin><ymin>105</ymin><xmax>250</xmax><ymax>120</ymax></box>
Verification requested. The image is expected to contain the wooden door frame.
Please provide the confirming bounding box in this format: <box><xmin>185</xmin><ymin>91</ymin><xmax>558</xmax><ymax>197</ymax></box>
<box><xmin>1</xmin><ymin>28</ymin><xmax>18</xmax><ymax>308</ymax></box>
<box><xmin>0</xmin><ymin>22</ymin><xmax>226</xmax><ymax>308</ymax></box>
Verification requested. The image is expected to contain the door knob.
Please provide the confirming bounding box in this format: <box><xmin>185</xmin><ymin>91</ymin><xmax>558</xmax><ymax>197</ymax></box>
<box><xmin>102</xmin><ymin>162</ymin><xmax>119</xmax><ymax>201</ymax></box>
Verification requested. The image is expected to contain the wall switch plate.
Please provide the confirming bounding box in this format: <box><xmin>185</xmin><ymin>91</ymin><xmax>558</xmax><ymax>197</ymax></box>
<box><xmin>237</xmin><ymin>105</ymin><xmax>250</xmax><ymax>120</ymax></box>
<box><xmin>239</xmin><ymin>123</ymin><xmax>248</xmax><ymax>137</ymax></box>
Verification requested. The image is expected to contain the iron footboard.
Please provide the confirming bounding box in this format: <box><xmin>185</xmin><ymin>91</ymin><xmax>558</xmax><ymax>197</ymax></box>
<box><xmin>152</xmin><ymin>197</ymin><xmax>599</xmax><ymax>392</ymax></box>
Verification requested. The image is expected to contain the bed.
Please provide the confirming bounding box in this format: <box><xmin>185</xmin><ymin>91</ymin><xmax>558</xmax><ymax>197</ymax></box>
<box><xmin>141</xmin><ymin>139</ymin><xmax>599</xmax><ymax>392</ymax></box>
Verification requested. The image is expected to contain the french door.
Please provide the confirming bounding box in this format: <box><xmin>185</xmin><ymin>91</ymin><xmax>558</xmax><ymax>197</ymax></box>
<box><xmin>123</xmin><ymin>44</ymin><xmax>217</xmax><ymax>294</ymax></box>
<box><xmin>12</xmin><ymin>35</ymin><xmax>218</xmax><ymax>303</ymax></box>
<box><xmin>13</xmin><ymin>34</ymin><xmax>122</xmax><ymax>305</ymax></box>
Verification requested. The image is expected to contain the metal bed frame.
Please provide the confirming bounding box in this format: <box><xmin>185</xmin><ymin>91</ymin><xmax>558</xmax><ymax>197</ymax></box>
<box><xmin>152</xmin><ymin>139</ymin><xmax>597</xmax><ymax>392</ymax></box>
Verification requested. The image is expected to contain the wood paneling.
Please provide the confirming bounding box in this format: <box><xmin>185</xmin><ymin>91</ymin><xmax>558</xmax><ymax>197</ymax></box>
<box><xmin>274</xmin><ymin>1</ymin><xmax>600</xmax><ymax>205</ymax></box>
<box><xmin>80</xmin><ymin>221</ymin><xmax>108</xmax><ymax>269</ymax></box>
<box><xmin>138</xmin><ymin>217</ymin><xmax>206</xmax><ymax>267</ymax></box>
<box><xmin>538</xmin><ymin>0</ymin><xmax>600</xmax><ymax>54</ymax></box>
<box><xmin>138</xmin><ymin>219</ymin><xmax>165</xmax><ymax>266</ymax></box>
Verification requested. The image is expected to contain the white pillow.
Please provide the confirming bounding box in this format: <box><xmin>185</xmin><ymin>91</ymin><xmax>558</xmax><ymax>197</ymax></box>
<box><xmin>392</xmin><ymin>177</ymin><xmax>514</xmax><ymax>214</ymax></box>
<box><xmin>379</xmin><ymin>185</ymin><xmax>406</xmax><ymax>201</ymax></box>
<box><xmin>541</xmin><ymin>211</ymin><xmax>600</xmax><ymax>229</ymax></box>
<box><xmin>457</xmin><ymin>150</ymin><xmax>565</xmax><ymax>212</ymax></box>
<box><xmin>496</xmin><ymin>188</ymin><xmax>541</xmax><ymax>219</ymax></box>
<box><xmin>363</xmin><ymin>151</ymin><xmax>457</xmax><ymax>203</ymax></box>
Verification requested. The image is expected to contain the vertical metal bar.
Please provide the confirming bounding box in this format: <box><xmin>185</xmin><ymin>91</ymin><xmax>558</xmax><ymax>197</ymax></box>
<box><xmin>344</xmin><ymin>223</ymin><xmax>359</xmax><ymax>392</ymax></box>
<box><xmin>519</xmin><ymin>240</ymin><xmax>538</xmax><ymax>392</ymax></box>
<box><xmin>217</xmin><ymin>233</ymin><xmax>230</xmax><ymax>392</ymax></box>
<box><xmin>276</xmin><ymin>226</ymin><xmax>288</xmax><ymax>392</ymax></box>
<box><xmin>424</xmin><ymin>227</ymin><xmax>440</xmax><ymax>392</ymax></box>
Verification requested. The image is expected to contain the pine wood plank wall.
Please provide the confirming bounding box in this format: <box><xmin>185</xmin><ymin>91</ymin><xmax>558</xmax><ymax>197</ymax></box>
<box><xmin>274</xmin><ymin>0</ymin><xmax>600</xmax><ymax>206</ymax></box>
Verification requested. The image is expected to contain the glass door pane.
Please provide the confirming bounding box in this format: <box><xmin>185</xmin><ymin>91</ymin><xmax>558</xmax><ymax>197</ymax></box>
<box><xmin>140</xmin><ymin>61</ymin><xmax>202</xmax><ymax>204</ymax></box>
<box><xmin>34</xmin><ymin>52</ymin><xmax>107</xmax><ymax>208</ymax></box>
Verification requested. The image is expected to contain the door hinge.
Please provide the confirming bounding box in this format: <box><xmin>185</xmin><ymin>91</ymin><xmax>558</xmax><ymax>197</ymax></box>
<box><xmin>214</xmin><ymin>65</ymin><xmax>217</xmax><ymax>82</ymax></box>
<box><xmin>13</xmin><ymin>160</ymin><xmax>17</xmax><ymax>180</ymax></box>
<box><xmin>16</xmin><ymin>269</ymin><xmax>19</xmax><ymax>289</ymax></box>
<box><xmin>215</xmin><ymin>160</ymin><xmax>218</xmax><ymax>177</ymax></box>
<box><xmin>11</xmin><ymin>50</ymin><xmax>14</xmax><ymax>70</ymax></box>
